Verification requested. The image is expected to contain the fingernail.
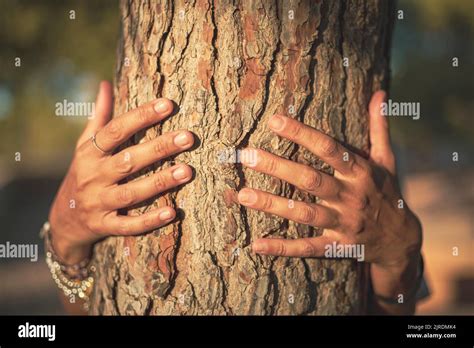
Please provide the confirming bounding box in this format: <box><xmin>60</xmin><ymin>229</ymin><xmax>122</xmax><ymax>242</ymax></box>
<box><xmin>238</xmin><ymin>188</ymin><xmax>257</xmax><ymax>205</ymax></box>
<box><xmin>268</xmin><ymin>115</ymin><xmax>285</xmax><ymax>131</ymax></box>
<box><xmin>174</xmin><ymin>132</ymin><xmax>192</xmax><ymax>147</ymax></box>
<box><xmin>172</xmin><ymin>166</ymin><xmax>190</xmax><ymax>181</ymax></box>
<box><xmin>154</xmin><ymin>99</ymin><xmax>171</xmax><ymax>114</ymax></box>
<box><xmin>252</xmin><ymin>241</ymin><xmax>265</xmax><ymax>253</ymax></box>
<box><xmin>159</xmin><ymin>209</ymin><xmax>173</xmax><ymax>220</ymax></box>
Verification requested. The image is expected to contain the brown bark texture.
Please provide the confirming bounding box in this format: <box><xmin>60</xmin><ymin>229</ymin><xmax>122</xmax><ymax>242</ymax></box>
<box><xmin>90</xmin><ymin>0</ymin><xmax>394</xmax><ymax>315</ymax></box>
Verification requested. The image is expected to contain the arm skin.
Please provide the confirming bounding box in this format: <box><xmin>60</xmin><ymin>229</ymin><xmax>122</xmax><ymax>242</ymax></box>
<box><xmin>237</xmin><ymin>91</ymin><xmax>423</xmax><ymax>315</ymax></box>
<box><xmin>48</xmin><ymin>81</ymin><xmax>195</xmax><ymax>313</ymax></box>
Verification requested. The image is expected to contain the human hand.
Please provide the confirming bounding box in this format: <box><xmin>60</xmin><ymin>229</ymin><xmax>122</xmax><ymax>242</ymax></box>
<box><xmin>48</xmin><ymin>81</ymin><xmax>195</xmax><ymax>264</ymax></box>
<box><xmin>237</xmin><ymin>91</ymin><xmax>422</xmax><ymax>275</ymax></box>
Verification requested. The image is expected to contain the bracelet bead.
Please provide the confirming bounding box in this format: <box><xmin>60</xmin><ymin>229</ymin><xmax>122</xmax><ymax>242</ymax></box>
<box><xmin>40</xmin><ymin>221</ymin><xmax>94</xmax><ymax>311</ymax></box>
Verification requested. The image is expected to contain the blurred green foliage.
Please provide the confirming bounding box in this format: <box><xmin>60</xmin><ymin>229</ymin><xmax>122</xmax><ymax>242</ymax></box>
<box><xmin>391</xmin><ymin>0</ymin><xmax>474</xmax><ymax>169</ymax></box>
<box><xmin>0</xmin><ymin>0</ymin><xmax>472</xmax><ymax>174</ymax></box>
<box><xmin>410</xmin><ymin>0</ymin><xmax>474</xmax><ymax>32</ymax></box>
<box><xmin>0</xmin><ymin>0</ymin><xmax>119</xmax><ymax>173</ymax></box>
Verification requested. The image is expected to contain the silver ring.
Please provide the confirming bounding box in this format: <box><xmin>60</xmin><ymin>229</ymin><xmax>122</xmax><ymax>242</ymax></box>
<box><xmin>91</xmin><ymin>134</ymin><xmax>109</xmax><ymax>155</ymax></box>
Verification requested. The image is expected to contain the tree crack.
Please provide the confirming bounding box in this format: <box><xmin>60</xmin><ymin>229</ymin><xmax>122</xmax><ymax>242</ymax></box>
<box><xmin>300</xmin><ymin>259</ymin><xmax>318</xmax><ymax>315</ymax></box>
<box><xmin>268</xmin><ymin>267</ymin><xmax>280</xmax><ymax>315</ymax></box>
<box><xmin>173</xmin><ymin>23</ymin><xmax>195</xmax><ymax>74</ymax></box>
<box><xmin>338</xmin><ymin>0</ymin><xmax>348</xmax><ymax>143</ymax></box>
<box><xmin>156</xmin><ymin>0</ymin><xmax>175</xmax><ymax>77</ymax></box>
<box><xmin>209</xmin><ymin>0</ymin><xmax>220</xmax><ymax>118</ymax></box>
<box><xmin>208</xmin><ymin>251</ymin><xmax>231</xmax><ymax>314</ymax></box>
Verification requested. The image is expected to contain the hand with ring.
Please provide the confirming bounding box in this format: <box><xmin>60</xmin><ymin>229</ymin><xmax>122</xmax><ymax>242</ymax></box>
<box><xmin>48</xmin><ymin>81</ymin><xmax>195</xmax><ymax>265</ymax></box>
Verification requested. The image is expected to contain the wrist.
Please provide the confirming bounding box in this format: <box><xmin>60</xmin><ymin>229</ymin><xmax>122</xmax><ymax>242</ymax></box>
<box><xmin>372</xmin><ymin>253</ymin><xmax>420</xmax><ymax>279</ymax></box>
<box><xmin>371</xmin><ymin>253</ymin><xmax>421</xmax><ymax>300</ymax></box>
<box><xmin>51</xmin><ymin>233</ymin><xmax>92</xmax><ymax>266</ymax></box>
<box><xmin>41</xmin><ymin>221</ymin><xmax>95</xmax><ymax>311</ymax></box>
<box><xmin>375</xmin><ymin>211</ymin><xmax>422</xmax><ymax>276</ymax></box>
<box><xmin>48</xmin><ymin>219</ymin><xmax>92</xmax><ymax>266</ymax></box>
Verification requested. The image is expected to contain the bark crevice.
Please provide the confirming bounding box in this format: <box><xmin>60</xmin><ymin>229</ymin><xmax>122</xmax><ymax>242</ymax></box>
<box><xmin>156</xmin><ymin>0</ymin><xmax>175</xmax><ymax>77</ymax></box>
<box><xmin>209</xmin><ymin>0</ymin><xmax>221</xmax><ymax>118</ymax></box>
<box><xmin>338</xmin><ymin>0</ymin><xmax>348</xmax><ymax>143</ymax></box>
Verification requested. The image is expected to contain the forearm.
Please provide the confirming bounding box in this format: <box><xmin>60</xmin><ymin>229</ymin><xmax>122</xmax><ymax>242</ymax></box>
<box><xmin>369</xmin><ymin>253</ymin><xmax>421</xmax><ymax>315</ymax></box>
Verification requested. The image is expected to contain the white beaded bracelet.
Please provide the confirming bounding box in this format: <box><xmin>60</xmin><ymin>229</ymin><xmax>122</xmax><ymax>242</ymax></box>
<box><xmin>40</xmin><ymin>221</ymin><xmax>95</xmax><ymax>310</ymax></box>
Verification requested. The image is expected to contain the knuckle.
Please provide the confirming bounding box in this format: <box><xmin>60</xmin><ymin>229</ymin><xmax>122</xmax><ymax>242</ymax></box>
<box><xmin>104</xmin><ymin>120</ymin><xmax>123</xmax><ymax>142</ymax></box>
<box><xmin>301</xmin><ymin>170</ymin><xmax>322</xmax><ymax>191</ymax></box>
<box><xmin>97</xmin><ymin>190</ymin><xmax>108</xmax><ymax>207</ymax></box>
<box><xmin>288</xmin><ymin>123</ymin><xmax>303</xmax><ymax>139</ymax></box>
<box><xmin>356</xmin><ymin>161</ymin><xmax>374</xmax><ymax>181</ymax></box>
<box><xmin>260</xmin><ymin>195</ymin><xmax>274</xmax><ymax>211</ymax></box>
<box><xmin>117</xmin><ymin>220</ymin><xmax>130</xmax><ymax>235</ymax></box>
<box><xmin>347</xmin><ymin>217</ymin><xmax>364</xmax><ymax>234</ymax></box>
<box><xmin>143</xmin><ymin>215</ymin><xmax>157</xmax><ymax>229</ymax></box>
<box><xmin>298</xmin><ymin>205</ymin><xmax>317</xmax><ymax>224</ymax></box>
<box><xmin>346</xmin><ymin>155</ymin><xmax>357</xmax><ymax>172</ymax></box>
<box><xmin>301</xmin><ymin>240</ymin><xmax>316</xmax><ymax>257</ymax></box>
<box><xmin>153</xmin><ymin>138</ymin><xmax>171</xmax><ymax>156</ymax></box>
<box><xmin>78</xmin><ymin>192</ymin><xmax>96</xmax><ymax>212</ymax></box>
<box><xmin>84</xmin><ymin>219</ymin><xmax>94</xmax><ymax>232</ymax></box>
<box><xmin>136</xmin><ymin>105</ymin><xmax>153</xmax><ymax>124</ymax></box>
<box><xmin>276</xmin><ymin>241</ymin><xmax>287</xmax><ymax>256</ymax></box>
<box><xmin>371</xmin><ymin>153</ymin><xmax>384</xmax><ymax>165</ymax></box>
<box><xmin>85</xmin><ymin>216</ymin><xmax>101</xmax><ymax>234</ymax></box>
<box><xmin>153</xmin><ymin>174</ymin><xmax>167</xmax><ymax>192</ymax></box>
<box><xmin>116</xmin><ymin>187</ymin><xmax>136</xmax><ymax>206</ymax></box>
<box><xmin>113</xmin><ymin>154</ymin><xmax>134</xmax><ymax>174</ymax></box>
<box><xmin>335</xmin><ymin>186</ymin><xmax>343</xmax><ymax>202</ymax></box>
<box><xmin>319</xmin><ymin>137</ymin><xmax>338</xmax><ymax>157</ymax></box>
<box><xmin>263</xmin><ymin>157</ymin><xmax>279</xmax><ymax>175</ymax></box>
<box><xmin>353</xmin><ymin>195</ymin><xmax>369</xmax><ymax>211</ymax></box>
<box><xmin>333</xmin><ymin>213</ymin><xmax>342</xmax><ymax>229</ymax></box>
<box><xmin>354</xmin><ymin>219</ymin><xmax>365</xmax><ymax>234</ymax></box>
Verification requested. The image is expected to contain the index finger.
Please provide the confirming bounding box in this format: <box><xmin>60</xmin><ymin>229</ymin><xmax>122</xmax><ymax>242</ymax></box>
<box><xmin>267</xmin><ymin>115</ymin><xmax>363</xmax><ymax>176</ymax></box>
<box><xmin>94</xmin><ymin>98</ymin><xmax>174</xmax><ymax>154</ymax></box>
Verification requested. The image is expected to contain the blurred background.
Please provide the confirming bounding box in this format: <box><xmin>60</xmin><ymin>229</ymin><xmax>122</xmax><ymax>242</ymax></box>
<box><xmin>0</xmin><ymin>0</ymin><xmax>472</xmax><ymax>314</ymax></box>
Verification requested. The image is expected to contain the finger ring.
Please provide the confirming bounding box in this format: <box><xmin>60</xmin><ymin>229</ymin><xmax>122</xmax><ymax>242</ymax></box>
<box><xmin>91</xmin><ymin>134</ymin><xmax>109</xmax><ymax>155</ymax></box>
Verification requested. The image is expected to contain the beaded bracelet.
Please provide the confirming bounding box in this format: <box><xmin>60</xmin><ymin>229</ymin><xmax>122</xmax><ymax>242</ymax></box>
<box><xmin>40</xmin><ymin>221</ymin><xmax>95</xmax><ymax>310</ymax></box>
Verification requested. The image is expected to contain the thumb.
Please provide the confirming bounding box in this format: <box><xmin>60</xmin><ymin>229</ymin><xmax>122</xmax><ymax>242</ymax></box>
<box><xmin>77</xmin><ymin>80</ymin><xmax>113</xmax><ymax>148</ymax></box>
<box><xmin>369</xmin><ymin>90</ymin><xmax>396</xmax><ymax>175</ymax></box>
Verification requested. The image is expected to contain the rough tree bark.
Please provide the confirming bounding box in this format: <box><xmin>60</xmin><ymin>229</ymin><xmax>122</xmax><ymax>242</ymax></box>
<box><xmin>90</xmin><ymin>0</ymin><xmax>394</xmax><ymax>315</ymax></box>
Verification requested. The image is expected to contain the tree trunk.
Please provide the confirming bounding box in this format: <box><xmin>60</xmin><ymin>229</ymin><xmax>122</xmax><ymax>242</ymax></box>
<box><xmin>90</xmin><ymin>0</ymin><xmax>394</xmax><ymax>315</ymax></box>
